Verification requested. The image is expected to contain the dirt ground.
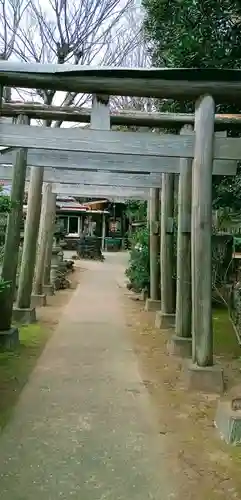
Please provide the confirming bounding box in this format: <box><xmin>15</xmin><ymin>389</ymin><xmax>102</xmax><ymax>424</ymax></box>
<box><xmin>122</xmin><ymin>292</ymin><xmax>241</xmax><ymax>500</ymax></box>
<box><xmin>0</xmin><ymin>264</ymin><xmax>86</xmax><ymax>431</ymax></box>
<box><xmin>38</xmin><ymin>260</ymin><xmax>241</xmax><ymax>499</ymax></box>
<box><xmin>36</xmin><ymin>264</ymin><xmax>85</xmax><ymax>328</ymax></box>
<box><xmin>2</xmin><ymin>254</ymin><xmax>241</xmax><ymax>498</ymax></box>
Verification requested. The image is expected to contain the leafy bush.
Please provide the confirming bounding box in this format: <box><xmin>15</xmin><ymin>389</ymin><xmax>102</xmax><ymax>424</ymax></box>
<box><xmin>125</xmin><ymin>223</ymin><xmax>231</xmax><ymax>299</ymax></box>
<box><xmin>0</xmin><ymin>185</ymin><xmax>11</xmax><ymax>213</ymax></box>
<box><xmin>0</xmin><ymin>187</ymin><xmax>11</xmax><ymax>294</ymax></box>
<box><xmin>125</xmin><ymin>226</ymin><xmax>150</xmax><ymax>293</ymax></box>
<box><xmin>125</xmin><ymin>200</ymin><xmax>147</xmax><ymax>222</ymax></box>
<box><xmin>0</xmin><ymin>278</ymin><xmax>11</xmax><ymax>294</ymax></box>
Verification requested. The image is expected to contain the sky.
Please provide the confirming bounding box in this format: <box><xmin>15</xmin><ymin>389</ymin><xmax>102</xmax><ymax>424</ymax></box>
<box><xmin>4</xmin><ymin>0</ymin><xmax>145</xmax><ymax>130</ymax></box>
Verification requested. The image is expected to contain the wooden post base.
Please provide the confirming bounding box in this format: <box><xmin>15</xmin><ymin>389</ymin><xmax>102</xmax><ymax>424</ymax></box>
<box><xmin>167</xmin><ymin>335</ymin><xmax>192</xmax><ymax>358</ymax></box>
<box><xmin>31</xmin><ymin>294</ymin><xmax>47</xmax><ymax>308</ymax></box>
<box><xmin>0</xmin><ymin>327</ymin><xmax>19</xmax><ymax>349</ymax></box>
<box><xmin>145</xmin><ymin>299</ymin><xmax>161</xmax><ymax>312</ymax></box>
<box><xmin>155</xmin><ymin>311</ymin><xmax>175</xmax><ymax>329</ymax></box>
<box><xmin>186</xmin><ymin>362</ymin><xmax>224</xmax><ymax>394</ymax></box>
<box><xmin>12</xmin><ymin>307</ymin><xmax>36</xmax><ymax>325</ymax></box>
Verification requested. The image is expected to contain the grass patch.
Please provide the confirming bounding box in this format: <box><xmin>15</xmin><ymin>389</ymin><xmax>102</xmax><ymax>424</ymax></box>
<box><xmin>213</xmin><ymin>308</ymin><xmax>241</xmax><ymax>358</ymax></box>
<box><xmin>0</xmin><ymin>323</ymin><xmax>50</xmax><ymax>430</ymax></box>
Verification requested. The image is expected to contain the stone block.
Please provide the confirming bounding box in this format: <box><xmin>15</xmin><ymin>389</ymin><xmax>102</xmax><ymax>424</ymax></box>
<box><xmin>13</xmin><ymin>307</ymin><xmax>36</xmax><ymax>325</ymax></box>
<box><xmin>187</xmin><ymin>362</ymin><xmax>224</xmax><ymax>394</ymax></box>
<box><xmin>215</xmin><ymin>400</ymin><xmax>241</xmax><ymax>445</ymax></box>
<box><xmin>167</xmin><ymin>335</ymin><xmax>192</xmax><ymax>358</ymax></box>
<box><xmin>155</xmin><ymin>311</ymin><xmax>175</xmax><ymax>329</ymax></box>
<box><xmin>42</xmin><ymin>284</ymin><xmax>55</xmax><ymax>296</ymax></box>
<box><xmin>0</xmin><ymin>327</ymin><xmax>19</xmax><ymax>349</ymax></box>
<box><xmin>145</xmin><ymin>298</ymin><xmax>161</xmax><ymax>312</ymax></box>
<box><xmin>31</xmin><ymin>294</ymin><xmax>47</xmax><ymax>308</ymax></box>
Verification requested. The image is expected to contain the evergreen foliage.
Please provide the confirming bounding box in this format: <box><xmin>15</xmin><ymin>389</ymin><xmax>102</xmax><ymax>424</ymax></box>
<box><xmin>142</xmin><ymin>0</ymin><xmax>241</xmax><ymax>210</ymax></box>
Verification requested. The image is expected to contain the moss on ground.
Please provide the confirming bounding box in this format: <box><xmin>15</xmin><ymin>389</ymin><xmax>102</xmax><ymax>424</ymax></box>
<box><xmin>0</xmin><ymin>324</ymin><xmax>50</xmax><ymax>430</ymax></box>
<box><xmin>213</xmin><ymin>308</ymin><xmax>241</xmax><ymax>358</ymax></box>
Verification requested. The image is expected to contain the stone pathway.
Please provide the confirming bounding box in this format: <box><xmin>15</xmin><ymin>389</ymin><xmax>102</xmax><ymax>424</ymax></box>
<box><xmin>0</xmin><ymin>253</ymin><xmax>177</xmax><ymax>499</ymax></box>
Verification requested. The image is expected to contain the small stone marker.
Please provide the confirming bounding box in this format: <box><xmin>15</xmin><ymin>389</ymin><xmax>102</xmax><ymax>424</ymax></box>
<box><xmin>231</xmin><ymin>398</ymin><xmax>241</xmax><ymax>411</ymax></box>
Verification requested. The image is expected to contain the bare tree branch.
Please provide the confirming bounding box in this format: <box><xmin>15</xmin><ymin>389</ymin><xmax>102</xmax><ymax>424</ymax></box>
<box><xmin>2</xmin><ymin>0</ymin><xmax>146</xmax><ymax>128</ymax></box>
<box><xmin>110</xmin><ymin>27</ymin><xmax>154</xmax><ymax>117</ymax></box>
<box><xmin>0</xmin><ymin>0</ymin><xmax>29</xmax><ymax>60</ymax></box>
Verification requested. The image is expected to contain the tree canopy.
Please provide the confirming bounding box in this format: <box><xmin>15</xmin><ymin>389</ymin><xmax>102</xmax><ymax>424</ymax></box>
<box><xmin>142</xmin><ymin>0</ymin><xmax>241</xmax><ymax>72</ymax></box>
<box><xmin>141</xmin><ymin>0</ymin><xmax>241</xmax><ymax>209</ymax></box>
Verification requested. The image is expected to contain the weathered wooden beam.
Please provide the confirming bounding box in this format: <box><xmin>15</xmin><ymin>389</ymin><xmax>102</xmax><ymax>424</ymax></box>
<box><xmin>0</xmin><ymin>115</ymin><xmax>28</xmax><ymax>333</ymax></box>
<box><xmin>149</xmin><ymin>188</ymin><xmax>160</xmax><ymax>301</ymax></box>
<box><xmin>101</xmin><ymin>212</ymin><xmax>106</xmax><ymax>251</ymax></box>
<box><xmin>174</xmin><ymin>126</ymin><xmax>193</xmax><ymax>351</ymax></box>
<box><xmin>43</xmin><ymin>192</ymin><xmax>56</xmax><ymax>290</ymax></box>
<box><xmin>48</xmin><ymin>98</ymin><xmax>143</xmax><ymax>204</ymax></box>
<box><xmin>192</xmin><ymin>96</ymin><xmax>214</xmax><ymax>368</ymax></box>
<box><xmin>108</xmin><ymin>197</ymin><xmax>133</xmax><ymax>203</ymax></box>
<box><xmin>0</xmin><ymin>122</ymin><xmax>240</xmax><ymax>160</ymax></box>
<box><xmin>44</xmin><ymin>183</ymin><xmax>150</xmax><ymax>199</ymax></box>
<box><xmin>0</xmin><ymin>165</ymin><xmax>162</xmax><ymax>188</ymax></box>
<box><xmin>160</xmin><ymin>174</ymin><xmax>175</xmax><ymax>318</ymax></box>
<box><xmin>2</xmin><ymin>103</ymin><xmax>241</xmax><ymax>130</ymax></box>
<box><xmin>0</xmin><ymin>63</ymin><xmax>241</xmax><ymax>100</ymax></box>
<box><xmin>91</xmin><ymin>94</ymin><xmax>110</xmax><ymax>130</ymax></box>
<box><xmin>0</xmin><ymin>150</ymin><xmax>236</xmax><ymax>175</ymax></box>
<box><xmin>33</xmin><ymin>183</ymin><xmax>52</xmax><ymax>297</ymax></box>
<box><xmin>16</xmin><ymin>166</ymin><xmax>44</xmax><ymax>310</ymax></box>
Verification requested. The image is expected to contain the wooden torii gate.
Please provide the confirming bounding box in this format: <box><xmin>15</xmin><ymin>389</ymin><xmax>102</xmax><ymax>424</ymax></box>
<box><xmin>1</xmin><ymin>62</ymin><xmax>241</xmax><ymax>396</ymax></box>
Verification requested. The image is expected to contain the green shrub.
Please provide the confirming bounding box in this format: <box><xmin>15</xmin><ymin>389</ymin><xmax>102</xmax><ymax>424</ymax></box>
<box><xmin>0</xmin><ymin>187</ymin><xmax>11</xmax><ymax>294</ymax></box>
<box><xmin>0</xmin><ymin>278</ymin><xmax>11</xmax><ymax>293</ymax></box>
<box><xmin>125</xmin><ymin>226</ymin><xmax>150</xmax><ymax>293</ymax></box>
<box><xmin>125</xmin><ymin>223</ymin><xmax>231</xmax><ymax>299</ymax></box>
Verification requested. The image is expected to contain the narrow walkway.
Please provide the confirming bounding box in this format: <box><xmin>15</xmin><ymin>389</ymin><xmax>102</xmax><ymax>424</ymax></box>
<box><xmin>0</xmin><ymin>254</ymin><xmax>176</xmax><ymax>499</ymax></box>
